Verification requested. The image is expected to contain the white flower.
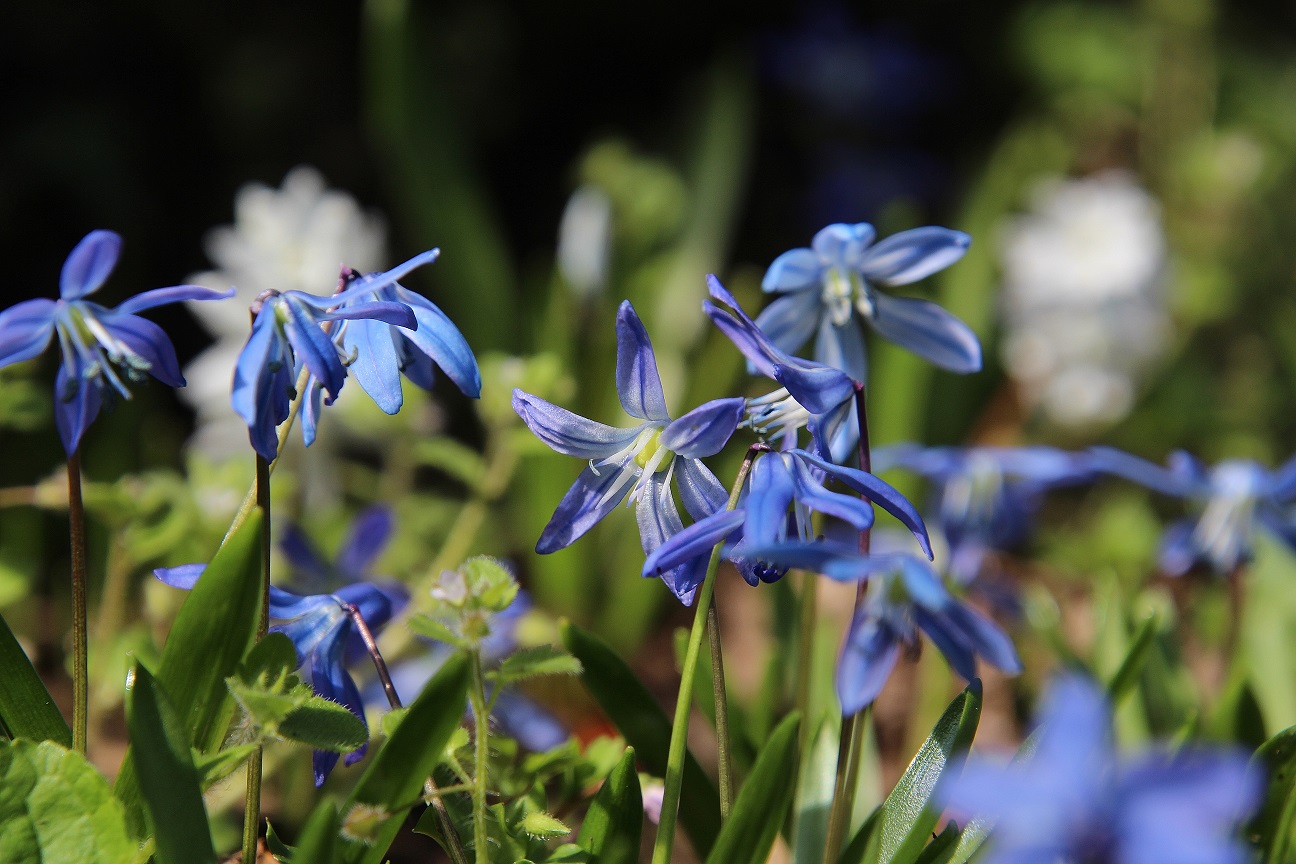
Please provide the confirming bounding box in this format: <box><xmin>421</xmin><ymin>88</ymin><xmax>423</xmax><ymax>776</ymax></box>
<box><xmin>998</xmin><ymin>172</ymin><xmax>1170</xmax><ymax>428</ymax></box>
<box><xmin>182</xmin><ymin>166</ymin><xmax>388</xmax><ymax>458</ymax></box>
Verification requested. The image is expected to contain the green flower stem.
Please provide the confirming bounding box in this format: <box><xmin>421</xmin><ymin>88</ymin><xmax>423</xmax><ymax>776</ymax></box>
<box><xmin>66</xmin><ymin>450</ymin><xmax>88</xmax><ymax>757</ymax></box>
<box><xmin>468</xmin><ymin>648</ymin><xmax>491</xmax><ymax>864</ymax></box>
<box><xmin>242</xmin><ymin>452</ymin><xmax>272</xmax><ymax>864</ymax></box>
<box><xmin>706</xmin><ymin>602</ymin><xmax>733</xmax><ymax>819</ymax></box>
<box><xmin>651</xmin><ymin>445</ymin><xmax>761</xmax><ymax>864</ymax></box>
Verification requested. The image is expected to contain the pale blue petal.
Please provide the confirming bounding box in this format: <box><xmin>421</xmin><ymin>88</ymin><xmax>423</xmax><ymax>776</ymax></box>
<box><xmin>283</xmin><ymin>296</ymin><xmax>346</xmax><ymax>398</ymax></box>
<box><xmin>1090</xmin><ymin>447</ymin><xmax>1201</xmax><ymax>497</ymax></box>
<box><xmin>914</xmin><ymin>606</ymin><xmax>977</xmax><ymax>681</ymax></box>
<box><xmin>753</xmin><ymin>290</ymin><xmax>822</xmax><ymax>359</ymax></box>
<box><xmin>857</xmin><ymin>227</ymin><xmax>970</xmax><ymax>285</ymax></box>
<box><xmin>660</xmin><ymin>397</ymin><xmax>743</xmax><ymax>458</ymax></box>
<box><xmin>536</xmin><ymin>463</ymin><xmax>633</xmax><ymax>553</ymax></box>
<box><xmin>814</xmin><ymin>316</ymin><xmax>869</xmax><ymax>383</ymax></box>
<box><xmin>337</xmin><ymin>506</ymin><xmax>395</xmax><ymax>578</ymax></box>
<box><xmin>394</xmin><ymin>288</ymin><xmax>481</xmax><ymax>398</ymax></box>
<box><xmin>279</xmin><ymin>525</ymin><xmax>332</xmax><ymax>590</ymax></box>
<box><xmin>772</xmin><ymin>360</ymin><xmax>855</xmax><ymax>414</ymax></box>
<box><xmin>676</xmin><ymin>458</ymin><xmax>727</xmax><ymax>520</ymax></box>
<box><xmin>60</xmin><ymin>230</ymin><xmax>121</xmax><ymax>300</ymax></box>
<box><xmin>743</xmin><ymin>454</ymin><xmax>798</xmax><ymax>546</ymax></box>
<box><xmin>153</xmin><ymin>563</ymin><xmax>205</xmax><ymax>589</ymax></box>
<box><xmin>812</xmin><ymin>223</ymin><xmax>876</xmax><ymax>269</ymax></box>
<box><xmin>342</xmin><ymin>249</ymin><xmax>440</xmax><ymax>296</ymax></box>
<box><xmin>102</xmin><ymin>313</ymin><xmax>184</xmax><ymax>387</ymax></box>
<box><xmin>321</xmin><ymin>299</ymin><xmax>416</xmax><ymax>329</ymax></box>
<box><xmin>343</xmin><ymin>316</ymin><xmax>404</xmax><ymax>414</ymax></box>
<box><xmin>941</xmin><ymin>603</ymin><xmax>1022</xmax><ymax>674</ymax></box>
<box><xmin>615</xmin><ymin>301</ymin><xmax>670</xmax><ymax>422</ymax></box>
<box><xmin>1157</xmin><ymin>520</ymin><xmax>1200</xmax><ymax>577</ymax></box>
<box><xmin>642</xmin><ymin>507</ymin><xmax>743</xmax><ymax>577</ymax></box>
<box><xmin>837</xmin><ymin>613</ymin><xmax>901</xmax><ymax>714</ymax></box>
<box><xmin>115</xmin><ymin>284</ymin><xmax>234</xmax><ymax>314</ymax></box>
<box><xmin>867</xmin><ymin>293</ymin><xmax>981</xmax><ymax>373</ymax></box>
<box><xmin>0</xmin><ymin>298</ymin><xmax>57</xmax><ymax>367</ymax></box>
<box><xmin>705</xmin><ymin>275</ymin><xmax>782</xmax><ymax>377</ymax></box>
<box><xmin>761</xmin><ymin>248</ymin><xmax>823</xmax><ymax>292</ymax></box>
<box><xmin>1268</xmin><ymin>453</ymin><xmax>1296</xmax><ymax>502</ymax></box>
<box><xmin>637</xmin><ymin>471</ymin><xmax>708</xmax><ymax>605</ymax></box>
<box><xmin>512</xmin><ymin>390</ymin><xmax>642</xmax><ymax>459</ymax></box>
<box><xmin>797</xmin><ymin>450</ymin><xmax>932</xmax><ymax>557</ymax></box>
<box><xmin>788</xmin><ymin>456</ymin><xmax>875</xmax><ymax>532</ymax></box>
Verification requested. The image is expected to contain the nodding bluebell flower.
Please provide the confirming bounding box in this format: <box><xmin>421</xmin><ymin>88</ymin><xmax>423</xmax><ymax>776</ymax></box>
<box><xmin>333</xmin><ymin>250</ymin><xmax>481</xmax><ymax>414</ymax></box>
<box><xmin>875</xmin><ymin>444</ymin><xmax>1095</xmax><ymax>587</ymax></box>
<box><xmin>939</xmin><ymin>674</ymin><xmax>1260</xmax><ymax>864</ymax></box>
<box><xmin>1090</xmin><ymin>447</ymin><xmax>1296</xmax><ymax>577</ymax></box>
<box><xmin>0</xmin><ymin>230</ymin><xmax>233</xmax><ymax>454</ymax></box>
<box><xmin>643</xmin><ymin>447</ymin><xmax>931</xmax><ymax>597</ymax></box>
<box><xmin>757</xmin><ymin>222</ymin><xmax>979</xmax><ymax>381</ymax></box>
<box><xmin>738</xmin><ymin>541</ymin><xmax>1021</xmax><ymax>714</ymax></box>
<box><xmin>155</xmin><ymin>504</ymin><xmax>408</xmax><ymax>786</ymax></box>
<box><xmin>704</xmin><ymin>275</ymin><xmax>859</xmax><ymax>462</ymax></box>
<box><xmin>513</xmin><ymin>301</ymin><xmax>745</xmax><ymax>605</ymax></box>
<box><xmin>232</xmin><ymin>253</ymin><xmax>432</xmax><ymax>460</ymax></box>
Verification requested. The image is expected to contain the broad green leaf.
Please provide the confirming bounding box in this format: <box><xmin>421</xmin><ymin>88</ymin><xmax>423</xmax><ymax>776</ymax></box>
<box><xmin>0</xmin><ymin>739</ymin><xmax>134</xmax><ymax>863</ymax></box>
<box><xmin>837</xmin><ymin>807</ymin><xmax>881</xmax><ymax>864</ymax></box>
<box><xmin>279</xmin><ymin>696</ymin><xmax>368</xmax><ymax>753</ymax></box>
<box><xmin>237</xmin><ymin>632</ymin><xmax>298</xmax><ymax>685</ymax></box>
<box><xmin>115</xmin><ymin>511</ymin><xmax>264</xmax><ymax>835</ymax></box>
<box><xmin>125</xmin><ymin>662</ymin><xmax>215</xmax><ymax>864</ymax></box>
<box><xmin>1245</xmin><ymin>535</ymin><xmax>1296</xmax><ymax>733</ymax></box>
<box><xmin>705</xmin><ymin>712</ymin><xmax>801</xmax><ymax>864</ymax></box>
<box><xmin>340</xmin><ymin>652</ymin><xmax>470</xmax><ymax>864</ymax></box>
<box><xmin>407</xmin><ymin>614</ymin><xmax>466</xmax><ymax>648</ymax></box>
<box><xmin>493</xmin><ymin>645</ymin><xmax>583</xmax><ymax>686</ymax></box>
<box><xmin>869</xmin><ymin>680</ymin><xmax>983</xmax><ymax>864</ymax></box>
<box><xmin>0</xmin><ymin>610</ymin><xmax>71</xmax><ymax>746</ymax></box>
<box><xmin>293</xmin><ymin>800</ymin><xmax>343</xmax><ymax>864</ymax></box>
<box><xmin>1106</xmin><ymin>611</ymin><xmax>1159</xmax><ymax>703</ymax></box>
<box><xmin>912</xmin><ymin>822</ymin><xmax>960</xmax><ymax>864</ymax></box>
<box><xmin>1248</xmin><ymin>724</ymin><xmax>1296</xmax><ymax>862</ymax></box>
<box><xmin>575</xmin><ymin>747</ymin><xmax>642</xmax><ymax>864</ymax></box>
<box><xmin>795</xmin><ymin>714</ymin><xmax>841</xmax><ymax>864</ymax></box>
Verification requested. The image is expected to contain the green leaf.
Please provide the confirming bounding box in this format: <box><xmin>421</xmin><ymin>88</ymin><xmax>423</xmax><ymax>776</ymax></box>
<box><xmin>575</xmin><ymin>747</ymin><xmax>642</xmax><ymax>864</ymax></box>
<box><xmin>795</xmin><ymin>715</ymin><xmax>841</xmax><ymax>864</ymax></box>
<box><xmin>912</xmin><ymin>822</ymin><xmax>961</xmax><ymax>864</ymax></box>
<box><xmin>407</xmin><ymin>614</ymin><xmax>467</xmax><ymax>648</ymax></box>
<box><xmin>237</xmin><ymin>632</ymin><xmax>298</xmax><ymax>685</ymax></box>
<box><xmin>522</xmin><ymin>811</ymin><xmax>571</xmax><ymax>840</ymax></box>
<box><xmin>125</xmin><ymin>662</ymin><xmax>215</xmax><ymax>864</ymax></box>
<box><xmin>0</xmin><ymin>610</ymin><xmax>72</xmax><ymax>746</ymax></box>
<box><xmin>705</xmin><ymin>712</ymin><xmax>801</xmax><ymax>864</ymax></box>
<box><xmin>0</xmin><ymin>739</ymin><xmax>134</xmax><ymax>863</ymax></box>
<box><xmin>837</xmin><ymin>807</ymin><xmax>881</xmax><ymax>864</ymax></box>
<box><xmin>1106</xmin><ymin>610</ymin><xmax>1159</xmax><ymax>703</ymax></box>
<box><xmin>192</xmin><ymin>744</ymin><xmax>257</xmax><ymax>788</ymax></box>
<box><xmin>279</xmin><ymin>696</ymin><xmax>368</xmax><ymax>753</ymax></box>
<box><xmin>869</xmin><ymin>680</ymin><xmax>983</xmax><ymax>864</ymax></box>
<box><xmin>293</xmin><ymin>800</ymin><xmax>343</xmax><ymax>864</ymax></box>
<box><xmin>340</xmin><ymin>652</ymin><xmax>470</xmax><ymax>864</ymax></box>
<box><xmin>1248</xmin><ymin>724</ymin><xmax>1296</xmax><ymax>862</ymax></box>
<box><xmin>562</xmin><ymin>621</ymin><xmax>721</xmax><ymax>858</ymax></box>
<box><xmin>115</xmin><ymin>511</ymin><xmax>264</xmax><ymax>835</ymax></box>
<box><xmin>493</xmin><ymin>645</ymin><xmax>583</xmax><ymax>686</ymax></box>
<box><xmin>413</xmin><ymin>437</ymin><xmax>487</xmax><ymax>490</ymax></box>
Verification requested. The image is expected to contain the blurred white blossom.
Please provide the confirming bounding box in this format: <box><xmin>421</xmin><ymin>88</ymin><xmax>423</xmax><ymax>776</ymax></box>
<box><xmin>998</xmin><ymin>172</ymin><xmax>1170</xmax><ymax>428</ymax></box>
<box><xmin>556</xmin><ymin>184</ymin><xmax>612</xmax><ymax>298</ymax></box>
<box><xmin>183</xmin><ymin>166</ymin><xmax>388</xmax><ymax>458</ymax></box>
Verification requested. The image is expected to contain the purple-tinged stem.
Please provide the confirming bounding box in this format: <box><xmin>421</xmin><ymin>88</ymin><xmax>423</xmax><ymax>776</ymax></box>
<box><xmin>66</xmin><ymin>450</ymin><xmax>88</xmax><ymax>757</ymax></box>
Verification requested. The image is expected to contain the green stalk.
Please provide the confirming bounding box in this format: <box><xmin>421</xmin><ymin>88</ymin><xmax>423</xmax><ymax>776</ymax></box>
<box><xmin>468</xmin><ymin>648</ymin><xmax>491</xmax><ymax>864</ymax></box>
<box><xmin>242</xmin><ymin>453</ymin><xmax>272</xmax><ymax>864</ymax></box>
<box><xmin>66</xmin><ymin>450</ymin><xmax>88</xmax><ymax>757</ymax></box>
<box><xmin>651</xmin><ymin>445</ymin><xmax>761</xmax><ymax>864</ymax></box>
<box><xmin>706</xmin><ymin>603</ymin><xmax>733</xmax><ymax>819</ymax></box>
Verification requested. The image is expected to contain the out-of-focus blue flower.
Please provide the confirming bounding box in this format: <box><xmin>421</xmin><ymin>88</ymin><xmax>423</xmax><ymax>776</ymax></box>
<box><xmin>0</xmin><ymin>230</ymin><xmax>233</xmax><ymax>453</ymax></box>
<box><xmin>334</xmin><ymin>250</ymin><xmax>481</xmax><ymax>414</ymax></box>
<box><xmin>513</xmin><ymin>300</ymin><xmax>744</xmax><ymax>605</ymax></box>
<box><xmin>740</xmin><ymin>541</ymin><xmax>1021</xmax><ymax>714</ymax></box>
<box><xmin>876</xmin><ymin>445</ymin><xmax>1095</xmax><ymax>586</ymax></box>
<box><xmin>704</xmin><ymin>275</ymin><xmax>859</xmax><ymax>462</ymax></box>
<box><xmin>939</xmin><ymin>674</ymin><xmax>1260</xmax><ymax>864</ymax></box>
<box><xmin>758</xmin><ymin>222</ymin><xmax>979</xmax><ymax>381</ymax></box>
<box><xmin>643</xmin><ymin>448</ymin><xmax>931</xmax><ymax>595</ymax></box>
<box><xmin>1091</xmin><ymin>447</ymin><xmax>1296</xmax><ymax>576</ymax></box>
<box><xmin>231</xmin><ymin>253</ymin><xmax>433</xmax><ymax>459</ymax></box>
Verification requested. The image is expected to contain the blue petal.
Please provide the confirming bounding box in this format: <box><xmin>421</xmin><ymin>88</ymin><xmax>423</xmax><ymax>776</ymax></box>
<box><xmin>642</xmin><ymin>509</ymin><xmax>745</xmax><ymax>577</ymax></box>
<box><xmin>857</xmin><ymin>227</ymin><xmax>970</xmax><ymax>285</ymax></box>
<box><xmin>1268</xmin><ymin>453</ymin><xmax>1296</xmax><ymax>502</ymax></box>
<box><xmin>812</xmin><ymin>223</ymin><xmax>877</xmax><ymax>270</ymax></box>
<box><xmin>513</xmin><ymin>390</ymin><xmax>643</xmax><ymax>459</ymax></box>
<box><xmin>753</xmin><ymin>290</ymin><xmax>822</xmax><ymax>361</ymax></box>
<box><xmin>54</xmin><ymin>361</ymin><xmax>102</xmax><ymax>455</ymax></box>
<box><xmin>676</xmin><ymin>458</ymin><xmax>727</xmax><ymax>520</ymax></box>
<box><xmin>1090</xmin><ymin>447</ymin><xmax>1201</xmax><ymax>497</ymax></box>
<box><xmin>704</xmin><ymin>275</ymin><xmax>782</xmax><ymax>378</ymax></box>
<box><xmin>231</xmin><ymin>306</ymin><xmax>289</xmax><ymax>460</ymax></box>
<box><xmin>1031</xmin><ymin>675</ymin><xmax>1112</xmax><ymax>793</ymax></box>
<box><xmin>788</xmin><ymin>455</ymin><xmax>875</xmax><ymax>533</ymax></box>
<box><xmin>337</xmin><ymin>506</ymin><xmax>395</xmax><ymax>579</ymax></box>
<box><xmin>615</xmin><ymin>301</ymin><xmax>670</xmax><ymax>422</ymax></box>
<box><xmin>895</xmin><ymin>556</ymin><xmax>953</xmax><ymax>609</ymax></box>
<box><xmin>322</xmin><ymin>299</ymin><xmax>416</xmax><ymax>330</ymax></box>
<box><xmin>268</xmin><ymin>585</ymin><xmax>334</xmax><ymax>621</ymax></box>
<box><xmin>492</xmin><ymin>689</ymin><xmax>569</xmax><ymax>752</ymax></box>
<box><xmin>335</xmin><ymin>580</ymin><xmax>407</xmax><ymax>633</ymax></box>
<box><xmin>867</xmin><ymin>293</ymin><xmax>981</xmax><ymax>373</ymax></box>
<box><xmin>637</xmin><ymin>471</ymin><xmax>707</xmax><ymax>605</ymax></box>
<box><xmin>0</xmin><ymin>298</ymin><xmax>57</xmax><ymax>367</ymax></box>
<box><xmin>59</xmin><ymin>230</ymin><xmax>121</xmax><ymax>300</ymax></box>
<box><xmin>743</xmin><ymin>454</ymin><xmax>797</xmax><ymax>546</ymax></box>
<box><xmin>153</xmin><ymin>563</ymin><xmax>205</xmax><ymax>589</ymax></box>
<box><xmin>342</xmin><ymin>317</ymin><xmax>404</xmax><ymax>414</ymax></box>
<box><xmin>394</xmin><ymin>288</ymin><xmax>481</xmax><ymax>398</ymax></box>
<box><xmin>939</xmin><ymin>603</ymin><xmax>1022</xmax><ymax>674</ymax></box>
<box><xmin>914</xmin><ymin>606</ymin><xmax>978</xmax><ymax>681</ymax></box>
<box><xmin>342</xmin><ymin>249</ymin><xmax>441</xmax><ymax>296</ymax></box>
<box><xmin>299</xmin><ymin>379</ymin><xmax>325</xmax><ymax>450</ymax></box>
<box><xmin>311</xmin><ymin>635</ymin><xmax>368</xmax><ymax>783</ymax></box>
<box><xmin>536</xmin><ymin>463</ymin><xmax>634</xmax><ymax>554</ymax></box>
<box><xmin>1157</xmin><ymin>519</ymin><xmax>1200</xmax><ymax>577</ymax></box>
<box><xmin>796</xmin><ymin>450</ymin><xmax>932</xmax><ymax>557</ymax></box>
<box><xmin>814</xmin><ymin>316</ymin><xmax>869</xmax><ymax>383</ymax></box>
<box><xmin>115</xmin><ymin>285</ymin><xmax>234</xmax><ymax>314</ymax></box>
<box><xmin>279</xmin><ymin>525</ymin><xmax>332</xmax><ymax>589</ymax></box>
<box><xmin>772</xmin><ymin>360</ymin><xmax>855</xmax><ymax>415</ymax></box>
<box><xmin>283</xmin><ymin>296</ymin><xmax>346</xmax><ymax>399</ymax></box>
<box><xmin>761</xmin><ymin>248</ymin><xmax>822</xmax><ymax>292</ymax></box>
<box><xmin>837</xmin><ymin>612</ymin><xmax>901</xmax><ymax>714</ymax></box>
<box><xmin>660</xmin><ymin>397</ymin><xmax>743</xmax><ymax>458</ymax></box>
<box><xmin>102</xmin><ymin>313</ymin><xmax>184</xmax><ymax>387</ymax></box>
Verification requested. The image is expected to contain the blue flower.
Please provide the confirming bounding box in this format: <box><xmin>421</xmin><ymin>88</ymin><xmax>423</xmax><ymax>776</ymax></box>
<box><xmin>643</xmin><ymin>447</ymin><xmax>931</xmax><ymax>597</ymax></box>
<box><xmin>0</xmin><ymin>230</ymin><xmax>233</xmax><ymax>453</ymax></box>
<box><xmin>513</xmin><ymin>301</ymin><xmax>745</xmax><ymax>605</ymax></box>
<box><xmin>875</xmin><ymin>445</ymin><xmax>1095</xmax><ymax>586</ymax></box>
<box><xmin>1090</xmin><ymin>447</ymin><xmax>1296</xmax><ymax>576</ymax></box>
<box><xmin>232</xmin><ymin>254</ymin><xmax>429</xmax><ymax>459</ymax></box>
<box><xmin>704</xmin><ymin>275</ymin><xmax>859</xmax><ymax>462</ymax></box>
<box><xmin>758</xmin><ymin>222</ymin><xmax>979</xmax><ymax>380</ymax></box>
<box><xmin>939</xmin><ymin>674</ymin><xmax>1260</xmax><ymax>864</ymax></box>
<box><xmin>738</xmin><ymin>541</ymin><xmax>1021</xmax><ymax>714</ymax></box>
<box><xmin>334</xmin><ymin>250</ymin><xmax>481</xmax><ymax>413</ymax></box>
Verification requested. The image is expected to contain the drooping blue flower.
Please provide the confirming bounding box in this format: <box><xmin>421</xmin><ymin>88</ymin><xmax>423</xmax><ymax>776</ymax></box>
<box><xmin>704</xmin><ymin>275</ymin><xmax>859</xmax><ymax>462</ymax></box>
<box><xmin>0</xmin><ymin>230</ymin><xmax>233</xmax><ymax>453</ymax></box>
<box><xmin>513</xmin><ymin>300</ymin><xmax>745</xmax><ymax>605</ymax></box>
<box><xmin>333</xmin><ymin>250</ymin><xmax>481</xmax><ymax>413</ymax></box>
<box><xmin>939</xmin><ymin>674</ymin><xmax>1260</xmax><ymax>864</ymax></box>
<box><xmin>643</xmin><ymin>447</ymin><xmax>931</xmax><ymax>597</ymax></box>
<box><xmin>875</xmin><ymin>444</ymin><xmax>1095</xmax><ymax>586</ymax></box>
<box><xmin>231</xmin><ymin>254</ymin><xmax>430</xmax><ymax>459</ymax></box>
<box><xmin>758</xmin><ymin>222</ymin><xmax>979</xmax><ymax>381</ymax></box>
<box><xmin>1090</xmin><ymin>447</ymin><xmax>1296</xmax><ymax>576</ymax></box>
<box><xmin>739</xmin><ymin>540</ymin><xmax>1021</xmax><ymax>714</ymax></box>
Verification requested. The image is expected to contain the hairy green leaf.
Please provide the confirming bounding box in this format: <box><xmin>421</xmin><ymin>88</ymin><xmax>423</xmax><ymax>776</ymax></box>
<box><xmin>576</xmin><ymin>747</ymin><xmax>642</xmax><ymax>864</ymax></box>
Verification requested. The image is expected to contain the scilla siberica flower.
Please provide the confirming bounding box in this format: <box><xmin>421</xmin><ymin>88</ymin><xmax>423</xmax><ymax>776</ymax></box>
<box><xmin>512</xmin><ymin>301</ymin><xmax>744</xmax><ymax>605</ymax></box>
<box><xmin>758</xmin><ymin>222</ymin><xmax>980</xmax><ymax>381</ymax></box>
<box><xmin>739</xmin><ymin>540</ymin><xmax>1021</xmax><ymax>714</ymax></box>
<box><xmin>1090</xmin><ymin>447</ymin><xmax>1296</xmax><ymax>577</ymax></box>
<box><xmin>939</xmin><ymin>675</ymin><xmax>1259</xmax><ymax>864</ymax></box>
<box><xmin>643</xmin><ymin>447</ymin><xmax>932</xmax><ymax>597</ymax></box>
<box><xmin>232</xmin><ymin>252</ymin><xmax>436</xmax><ymax>460</ymax></box>
<box><xmin>0</xmin><ymin>230</ymin><xmax>233</xmax><ymax>453</ymax></box>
